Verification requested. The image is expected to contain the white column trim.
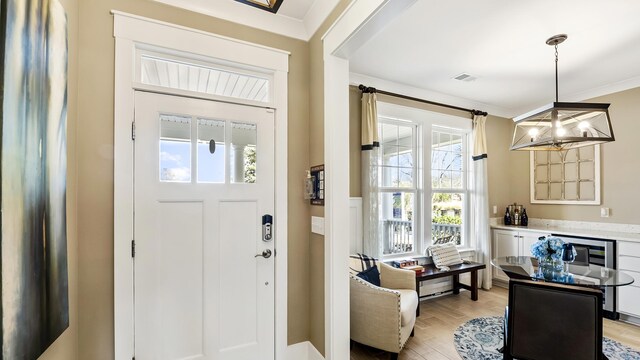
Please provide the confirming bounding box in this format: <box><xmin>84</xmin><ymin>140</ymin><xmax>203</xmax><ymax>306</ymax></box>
<box><xmin>113</xmin><ymin>12</ymin><xmax>289</xmax><ymax>360</ymax></box>
<box><xmin>321</xmin><ymin>1</ymin><xmax>416</xmax><ymax>359</ymax></box>
<box><xmin>323</xmin><ymin>2</ymin><xmax>388</xmax><ymax>359</ymax></box>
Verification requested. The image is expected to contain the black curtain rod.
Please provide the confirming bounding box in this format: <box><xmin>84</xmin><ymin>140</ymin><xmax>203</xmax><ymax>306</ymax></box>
<box><xmin>358</xmin><ymin>84</ymin><xmax>488</xmax><ymax>117</ymax></box>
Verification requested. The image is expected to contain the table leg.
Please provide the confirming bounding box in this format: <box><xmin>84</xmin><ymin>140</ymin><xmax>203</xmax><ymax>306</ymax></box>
<box><xmin>471</xmin><ymin>270</ymin><xmax>478</xmax><ymax>301</ymax></box>
<box><xmin>453</xmin><ymin>274</ymin><xmax>460</xmax><ymax>295</ymax></box>
<box><xmin>416</xmin><ymin>278</ymin><xmax>420</xmax><ymax>317</ymax></box>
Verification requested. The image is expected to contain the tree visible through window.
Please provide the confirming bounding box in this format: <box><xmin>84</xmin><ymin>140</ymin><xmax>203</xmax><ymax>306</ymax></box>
<box><xmin>379</xmin><ymin>120</ymin><xmax>416</xmax><ymax>255</ymax></box>
<box><xmin>431</xmin><ymin>130</ymin><xmax>466</xmax><ymax>246</ymax></box>
<box><xmin>243</xmin><ymin>146</ymin><xmax>256</xmax><ymax>183</ymax></box>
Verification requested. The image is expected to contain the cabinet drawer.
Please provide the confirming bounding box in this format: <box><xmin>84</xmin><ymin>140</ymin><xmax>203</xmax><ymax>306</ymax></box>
<box><xmin>619</xmin><ymin>241</ymin><xmax>640</xmax><ymax>258</ymax></box>
<box><xmin>619</xmin><ymin>256</ymin><xmax>640</xmax><ymax>272</ymax></box>
<box><xmin>619</xmin><ymin>285</ymin><xmax>640</xmax><ymax>317</ymax></box>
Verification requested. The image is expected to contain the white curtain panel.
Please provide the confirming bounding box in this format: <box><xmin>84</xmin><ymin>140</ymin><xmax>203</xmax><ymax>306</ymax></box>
<box><xmin>471</xmin><ymin>114</ymin><xmax>491</xmax><ymax>290</ymax></box>
<box><xmin>361</xmin><ymin>92</ymin><xmax>382</xmax><ymax>258</ymax></box>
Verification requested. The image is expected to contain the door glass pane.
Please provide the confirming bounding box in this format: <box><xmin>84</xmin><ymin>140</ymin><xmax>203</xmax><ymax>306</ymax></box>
<box><xmin>230</xmin><ymin>122</ymin><xmax>257</xmax><ymax>183</ymax></box>
<box><xmin>160</xmin><ymin>114</ymin><xmax>191</xmax><ymax>182</ymax></box>
<box><xmin>197</xmin><ymin>118</ymin><xmax>225</xmax><ymax>183</ymax></box>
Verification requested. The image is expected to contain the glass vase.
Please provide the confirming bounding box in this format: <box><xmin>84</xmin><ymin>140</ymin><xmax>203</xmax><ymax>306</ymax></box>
<box><xmin>537</xmin><ymin>257</ymin><xmax>564</xmax><ymax>281</ymax></box>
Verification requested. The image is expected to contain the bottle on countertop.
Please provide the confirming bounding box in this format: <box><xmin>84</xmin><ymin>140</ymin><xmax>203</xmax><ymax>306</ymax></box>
<box><xmin>521</xmin><ymin>208</ymin><xmax>529</xmax><ymax>227</ymax></box>
<box><xmin>504</xmin><ymin>207</ymin><xmax>512</xmax><ymax>225</ymax></box>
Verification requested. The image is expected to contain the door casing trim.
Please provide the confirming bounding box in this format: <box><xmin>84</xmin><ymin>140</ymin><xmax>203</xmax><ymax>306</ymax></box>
<box><xmin>113</xmin><ymin>12</ymin><xmax>289</xmax><ymax>360</ymax></box>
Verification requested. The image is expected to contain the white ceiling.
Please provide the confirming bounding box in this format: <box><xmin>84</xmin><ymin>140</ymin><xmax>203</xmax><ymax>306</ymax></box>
<box><xmin>152</xmin><ymin>0</ymin><xmax>340</xmax><ymax>40</ymax></box>
<box><xmin>349</xmin><ymin>0</ymin><xmax>640</xmax><ymax>118</ymax></box>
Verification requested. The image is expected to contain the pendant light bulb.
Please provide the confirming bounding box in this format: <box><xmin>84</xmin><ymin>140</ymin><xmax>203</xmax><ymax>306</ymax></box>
<box><xmin>528</xmin><ymin>128</ymin><xmax>539</xmax><ymax>142</ymax></box>
<box><xmin>578</xmin><ymin>121</ymin><xmax>590</xmax><ymax>130</ymax></box>
<box><xmin>578</xmin><ymin>121</ymin><xmax>590</xmax><ymax>137</ymax></box>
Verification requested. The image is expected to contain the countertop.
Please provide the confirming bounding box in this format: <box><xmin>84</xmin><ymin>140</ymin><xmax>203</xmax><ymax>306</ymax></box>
<box><xmin>491</xmin><ymin>223</ymin><xmax>640</xmax><ymax>243</ymax></box>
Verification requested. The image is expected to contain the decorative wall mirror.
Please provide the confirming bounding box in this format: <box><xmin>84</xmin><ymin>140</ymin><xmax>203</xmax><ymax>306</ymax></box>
<box><xmin>530</xmin><ymin>145</ymin><xmax>600</xmax><ymax>204</ymax></box>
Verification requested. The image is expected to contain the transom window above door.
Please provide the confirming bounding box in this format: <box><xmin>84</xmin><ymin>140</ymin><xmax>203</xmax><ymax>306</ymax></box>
<box><xmin>139</xmin><ymin>52</ymin><xmax>272</xmax><ymax>104</ymax></box>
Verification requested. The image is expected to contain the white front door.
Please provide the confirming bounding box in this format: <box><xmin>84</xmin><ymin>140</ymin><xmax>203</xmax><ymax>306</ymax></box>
<box><xmin>133</xmin><ymin>91</ymin><xmax>275</xmax><ymax>360</ymax></box>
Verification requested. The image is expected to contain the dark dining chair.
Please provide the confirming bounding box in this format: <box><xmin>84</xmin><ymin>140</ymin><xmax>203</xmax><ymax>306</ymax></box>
<box><xmin>503</xmin><ymin>279</ymin><xmax>607</xmax><ymax>360</ymax></box>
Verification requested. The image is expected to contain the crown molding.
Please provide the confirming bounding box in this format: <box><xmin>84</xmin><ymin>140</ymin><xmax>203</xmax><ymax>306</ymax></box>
<box><xmin>152</xmin><ymin>0</ymin><xmax>341</xmax><ymax>41</ymax></box>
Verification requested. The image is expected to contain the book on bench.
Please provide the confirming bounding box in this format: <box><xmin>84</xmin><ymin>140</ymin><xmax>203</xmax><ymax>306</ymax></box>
<box><xmin>403</xmin><ymin>265</ymin><xmax>425</xmax><ymax>273</ymax></box>
<box><xmin>391</xmin><ymin>259</ymin><xmax>418</xmax><ymax>268</ymax></box>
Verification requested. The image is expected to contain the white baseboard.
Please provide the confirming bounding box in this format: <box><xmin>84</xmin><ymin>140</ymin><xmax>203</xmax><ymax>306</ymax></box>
<box><xmin>287</xmin><ymin>341</ymin><xmax>324</xmax><ymax>360</ymax></box>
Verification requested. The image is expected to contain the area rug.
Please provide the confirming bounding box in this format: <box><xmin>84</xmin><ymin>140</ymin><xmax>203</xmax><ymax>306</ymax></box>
<box><xmin>453</xmin><ymin>316</ymin><xmax>640</xmax><ymax>360</ymax></box>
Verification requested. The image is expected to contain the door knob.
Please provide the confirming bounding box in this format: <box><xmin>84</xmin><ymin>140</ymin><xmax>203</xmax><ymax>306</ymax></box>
<box><xmin>255</xmin><ymin>249</ymin><xmax>272</xmax><ymax>259</ymax></box>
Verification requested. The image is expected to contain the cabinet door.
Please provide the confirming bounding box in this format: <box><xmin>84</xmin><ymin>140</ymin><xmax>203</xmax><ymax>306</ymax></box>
<box><xmin>493</xmin><ymin>230</ymin><xmax>519</xmax><ymax>282</ymax></box>
<box><xmin>618</xmin><ymin>243</ymin><xmax>640</xmax><ymax>317</ymax></box>
<box><xmin>619</xmin><ymin>285</ymin><xmax>640</xmax><ymax>317</ymax></box>
<box><xmin>519</xmin><ymin>232</ymin><xmax>547</xmax><ymax>257</ymax></box>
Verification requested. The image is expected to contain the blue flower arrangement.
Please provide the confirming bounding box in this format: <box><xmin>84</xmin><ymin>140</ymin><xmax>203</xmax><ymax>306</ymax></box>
<box><xmin>531</xmin><ymin>236</ymin><xmax>565</xmax><ymax>261</ymax></box>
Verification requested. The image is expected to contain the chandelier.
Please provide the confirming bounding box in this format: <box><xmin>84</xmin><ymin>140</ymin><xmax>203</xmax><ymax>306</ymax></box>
<box><xmin>510</xmin><ymin>34</ymin><xmax>615</xmax><ymax>151</ymax></box>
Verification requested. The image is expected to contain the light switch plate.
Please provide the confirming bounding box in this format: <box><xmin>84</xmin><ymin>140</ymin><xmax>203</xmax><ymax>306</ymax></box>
<box><xmin>311</xmin><ymin>216</ymin><xmax>325</xmax><ymax>235</ymax></box>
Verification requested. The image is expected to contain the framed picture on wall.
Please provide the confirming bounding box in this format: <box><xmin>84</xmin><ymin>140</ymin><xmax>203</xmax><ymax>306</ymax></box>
<box><xmin>0</xmin><ymin>0</ymin><xmax>70</xmax><ymax>358</ymax></box>
<box><xmin>529</xmin><ymin>145</ymin><xmax>601</xmax><ymax>205</ymax></box>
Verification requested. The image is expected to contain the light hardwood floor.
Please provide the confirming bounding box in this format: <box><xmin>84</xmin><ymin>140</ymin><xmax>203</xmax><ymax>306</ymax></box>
<box><xmin>350</xmin><ymin>286</ymin><xmax>640</xmax><ymax>360</ymax></box>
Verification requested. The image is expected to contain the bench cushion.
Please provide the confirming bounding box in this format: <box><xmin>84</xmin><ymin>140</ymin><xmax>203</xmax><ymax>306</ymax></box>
<box><xmin>428</xmin><ymin>242</ymin><xmax>463</xmax><ymax>269</ymax></box>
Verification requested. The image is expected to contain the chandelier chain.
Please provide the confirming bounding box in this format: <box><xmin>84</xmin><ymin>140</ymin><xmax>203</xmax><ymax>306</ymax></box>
<box><xmin>555</xmin><ymin>43</ymin><xmax>559</xmax><ymax>102</ymax></box>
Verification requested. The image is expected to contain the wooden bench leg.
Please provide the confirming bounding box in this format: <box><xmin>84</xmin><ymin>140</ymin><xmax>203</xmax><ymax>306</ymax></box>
<box><xmin>453</xmin><ymin>274</ymin><xmax>460</xmax><ymax>295</ymax></box>
<box><xmin>471</xmin><ymin>269</ymin><xmax>479</xmax><ymax>301</ymax></box>
<box><xmin>416</xmin><ymin>278</ymin><xmax>420</xmax><ymax>317</ymax></box>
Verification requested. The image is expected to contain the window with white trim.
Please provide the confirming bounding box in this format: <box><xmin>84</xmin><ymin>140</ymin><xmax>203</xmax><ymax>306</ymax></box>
<box><xmin>377</xmin><ymin>104</ymin><xmax>471</xmax><ymax>257</ymax></box>
<box><xmin>378</xmin><ymin>119</ymin><xmax>418</xmax><ymax>255</ymax></box>
<box><xmin>431</xmin><ymin>128</ymin><xmax>469</xmax><ymax>247</ymax></box>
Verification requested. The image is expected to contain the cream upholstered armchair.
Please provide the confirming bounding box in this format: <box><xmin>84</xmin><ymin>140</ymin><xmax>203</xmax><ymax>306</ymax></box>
<box><xmin>349</xmin><ymin>256</ymin><xmax>418</xmax><ymax>359</ymax></box>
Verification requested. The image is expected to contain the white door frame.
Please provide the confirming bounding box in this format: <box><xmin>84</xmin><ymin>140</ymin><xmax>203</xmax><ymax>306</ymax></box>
<box><xmin>321</xmin><ymin>1</ymin><xmax>415</xmax><ymax>358</ymax></box>
<box><xmin>113</xmin><ymin>12</ymin><xmax>289</xmax><ymax>360</ymax></box>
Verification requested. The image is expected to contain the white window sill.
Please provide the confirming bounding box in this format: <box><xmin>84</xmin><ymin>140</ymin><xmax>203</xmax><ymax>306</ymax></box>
<box><xmin>381</xmin><ymin>253</ymin><xmax>421</xmax><ymax>262</ymax></box>
<box><xmin>382</xmin><ymin>248</ymin><xmax>476</xmax><ymax>262</ymax></box>
<box><xmin>457</xmin><ymin>247</ymin><xmax>476</xmax><ymax>255</ymax></box>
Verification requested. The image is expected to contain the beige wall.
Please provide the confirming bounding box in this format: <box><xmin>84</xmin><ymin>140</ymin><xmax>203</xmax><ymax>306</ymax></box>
<box><xmin>39</xmin><ymin>0</ymin><xmax>79</xmax><ymax>358</ymax></box>
<box><xmin>76</xmin><ymin>1</ymin><xmax>311</xmax><ymax>358</ymax></box>
<box><xmin>308</xmin><ymin>21</ymin><xmax>325</xmax><ymax>359</ymax></box>
<box><xmin>508</xmin><ymin>86</ymin><xmax>640</xmax><ymax>224</ymax></box>
<box><xmin>349</xmin><ymin>86</ymin><xmax>363</xmax><ymax>197</ymax></box>
<box><xmin>485</xmin><ymin>113</ymin><xmax>515</xmax><ymax>213</ymax></box>
<box><xmin>347</xmin><ymin>86</ymin><xmax>514</xmax><ymax>212</ymax></box>
<box><xmin>307</xmin><ymin>0</ymin><xmax>352</xmax><ymax>354</ymax></box>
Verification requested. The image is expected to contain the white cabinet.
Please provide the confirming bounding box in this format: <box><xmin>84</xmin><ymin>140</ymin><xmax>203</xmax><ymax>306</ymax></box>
<box><xmin>618</xmin><ymin>241</ymin><xmax>640</xmax><ymax>318</ymax></box>
<box><xmin>492</xmin><ymin>229</ymin><xmax>548</xmax><ymax>282</ymax></box>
